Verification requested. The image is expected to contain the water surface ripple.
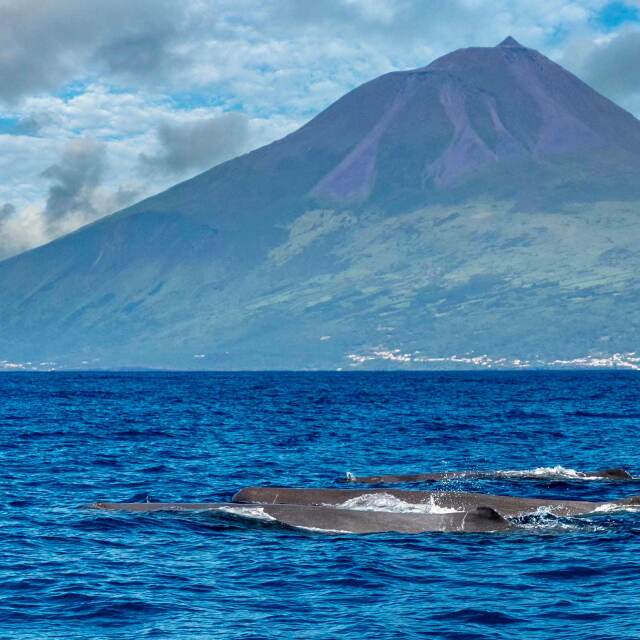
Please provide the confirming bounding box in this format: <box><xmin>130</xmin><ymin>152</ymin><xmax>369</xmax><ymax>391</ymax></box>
<box><xmin>1</xmin><ymin>371</ymin><xmax>640</xmax><ymax>639</ymax></box>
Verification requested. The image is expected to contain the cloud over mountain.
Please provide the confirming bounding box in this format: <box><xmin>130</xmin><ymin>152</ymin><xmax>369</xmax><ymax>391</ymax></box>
<box><xmin>40</xmin><ymin>138</ymin><xmax>107</xmax><ymax>222</ymax></box>
<box><xmin>582</xmin><ymin>29</ymin><xmax>640</xmax><ymax>101</ymax></box>
<box><xmin>141</xmin><ymin>113</ymin><xmax>250</xmax><ymax>175</ymax></box>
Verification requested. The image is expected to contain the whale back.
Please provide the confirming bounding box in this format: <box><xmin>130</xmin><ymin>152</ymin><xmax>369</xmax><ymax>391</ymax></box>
<box><xmin>347</xmin><ymin>467</ymin><xmax>634</xmax><ymax>484</ymax></box>
<box><xmin>260</xmin><ymin>504</ymin><xmax>510</xmax><ymax>534</ymax></box>
<box><xmin>346</xmin><ymin>473</ymin><xmax>444</xmax><ymax>483</ymax></box>
<box><xmin>232</xmin><ymin>487</ymin><xmax>603</xmax><ymax>517</ymax></box>
<box><xmin>593</xmin><ymin>468</ymin><xmax>633</xmax><ymax>480</ymax></box>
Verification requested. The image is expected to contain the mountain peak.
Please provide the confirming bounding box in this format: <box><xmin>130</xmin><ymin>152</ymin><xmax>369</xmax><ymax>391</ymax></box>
<box><xmin>497</xmin><ymin>36</ymin><xmax>523</xmax><ymax>48</ymax></box>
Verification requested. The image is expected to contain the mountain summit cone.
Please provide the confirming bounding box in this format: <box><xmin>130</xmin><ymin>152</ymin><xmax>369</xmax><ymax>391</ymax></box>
<box><xmin>497</xmin><ymin>36</ymin><xmax>523</xmax><ymax>47</ymax></box>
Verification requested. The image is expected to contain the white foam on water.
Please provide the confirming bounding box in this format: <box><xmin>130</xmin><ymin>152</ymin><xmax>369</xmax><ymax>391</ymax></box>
<box><xmin>217</xmin><ymin>505</ymin><xmax>276</xmax><ymax>522</ymax></box>
<box><xmin>509</xmin><ymin>507</ymin><xmax>607</xmax><ymax>532</ymax></box>
<box><xmin>218</xmin><ymin>506</ymin><xmax>351</xmax><ymax>533</ymax></box>
<box><xmin>291</xmin><ymin>525</ymin><xmax>353</xmax><ymax>534</ymax></box>
<box><xmin>501</xmin><ymin>466</ymin><xmax>599</xmax><ymax>480</ymax></box>
<box><xmin>333</xmin><ymin>492</ymin><xmax>461</xmax><ymax>514</ymax></box>
<box><xmin>593</xmin><ymin>502</ymin><xmax>640</xmax><ymax>513</ymax></box>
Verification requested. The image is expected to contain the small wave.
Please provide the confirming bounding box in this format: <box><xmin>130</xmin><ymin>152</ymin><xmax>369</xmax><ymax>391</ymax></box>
<box><xmin>527</xmin><ymin>566</ymin><xmax>605</xmax><ymax>580</ymax></box>
<box><xmin>432</xmin><ymin>608</ymin><xmax>523</xmax><ymax>625</ymax></box>
<box><xmin>571</xmin><ymin>410</ymin><xmax>640</xmax><ymax>419</ymax></box>
<box><xmin>123</xmin><ymin>493</ymin><xmax>163</xmax><ymax>503</ymax></box>
<box><xmin>113</xmin><ymin>429</ymin><xmax>171</xmax><ymax>438</ymax></box>
<box><xmin>333</xmin><ymin>493</ymin><xmax>461</xmax><ymax>514</ymax></box>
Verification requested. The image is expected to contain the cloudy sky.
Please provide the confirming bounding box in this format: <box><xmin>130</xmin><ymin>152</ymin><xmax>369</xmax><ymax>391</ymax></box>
<box><xmin>1</xmin><ymin>0</ymin><xmax>639</xmax><ymax>259</ymax></box>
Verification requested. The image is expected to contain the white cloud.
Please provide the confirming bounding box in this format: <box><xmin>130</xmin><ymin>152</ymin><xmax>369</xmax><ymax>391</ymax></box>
<box><xmin>0</xmin><ymin>202</ymin><xmax>48</xmax><ymax>259</ymax></box>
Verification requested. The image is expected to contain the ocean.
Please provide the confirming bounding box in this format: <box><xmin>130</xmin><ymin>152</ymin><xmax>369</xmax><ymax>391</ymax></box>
<box><xmin>1</xmin><ymin>371</ymin><xmax>639</xmax><ymax>639</ymax></box>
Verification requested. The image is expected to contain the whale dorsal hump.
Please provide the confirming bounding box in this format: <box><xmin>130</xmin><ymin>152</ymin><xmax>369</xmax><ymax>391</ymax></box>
<box><xmin>596</xmin><ymin>468</ymin><xmax>632</xmax><ymax>479</ymax></box>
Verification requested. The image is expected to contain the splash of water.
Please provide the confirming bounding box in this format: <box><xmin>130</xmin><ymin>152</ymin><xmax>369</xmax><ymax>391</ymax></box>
<box><xmin>502</xmin><ymin>466</ymin><xmax>597</xmax><ymax>480</ymax></box>
<box><xmin>217</xmin><ymin>505</ymin><xmax>276</xmax><ymax>522</ymax></box>
<box><xmin>510</xmin><ymin>507</ymin><xmax>607</xmax><ymax>532</ymax></box>
<box><xmin>593</xmin><ymin>502</ymin><xmax>640</xmax><ymax>513</ymax></box>
<box><xmin>333</xmin><ymin>493</ymin><xmax>461</xmax><ymax>514</ymax></box>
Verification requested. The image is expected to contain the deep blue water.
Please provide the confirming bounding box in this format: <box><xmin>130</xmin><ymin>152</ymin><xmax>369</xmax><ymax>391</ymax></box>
<box><xmin>2</xmin><ymin>371</ymin><xmax>640</xmax><ymax>639</ymax></box>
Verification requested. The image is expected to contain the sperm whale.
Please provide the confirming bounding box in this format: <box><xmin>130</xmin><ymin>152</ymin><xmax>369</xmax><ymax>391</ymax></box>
<box><xmin>344</xmin><ymin>467</ymin><xmax>634</xmax><ymax>484</ymax></box>
<box><xmin>248</xmin><ymin>504</ymin><xmax>510</xmax><ymax>533</ymax></box>
<box><xmin>88</xmin><ymin>501</ymin><xmax>510</xmax><ymax>533</ymax></box>
<box><xmin>231</xmin><ymin>487</ymin><xmax>640</xmax><ymax>517</ymax></box>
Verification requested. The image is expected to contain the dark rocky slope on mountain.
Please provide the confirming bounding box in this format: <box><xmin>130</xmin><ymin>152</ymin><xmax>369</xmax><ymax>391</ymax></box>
<box><xmin>1</xmin><ymin>38</ymin><xmax>640</xmax><ymax>369</ymax></box>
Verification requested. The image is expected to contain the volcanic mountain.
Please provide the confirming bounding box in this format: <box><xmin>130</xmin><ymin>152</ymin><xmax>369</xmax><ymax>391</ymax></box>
<box><xmin>2</xmin><ymin>37</ymin><xmax>640</xmax><ymax>369</ymax></box>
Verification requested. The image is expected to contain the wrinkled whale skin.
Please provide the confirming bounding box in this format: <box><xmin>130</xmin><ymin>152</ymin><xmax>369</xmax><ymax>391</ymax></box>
<box><xmin>87</xmin><ymin>501</ymin><xmax>509</xmax><ymax>533</ymax></box>
<box><xmin>346</xmin><ymin>468</ymin><xmax>634</xmax><ymax>484</ymax></box>
<box><xmin>232</xmin><ymin>487</ymin><xmax>640</xmax><ymax>517</ymax></box>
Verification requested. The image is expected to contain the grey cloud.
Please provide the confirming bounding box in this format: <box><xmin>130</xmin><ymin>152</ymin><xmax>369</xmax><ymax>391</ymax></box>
<box><xmin>0</xmin><ymin>144</ymin><xmax>142</xmax><ymax>261</ymax></box>
<box><xmin>0</xmin><ymin>0</ymin><xmax>532</xmax><ymax>107</ymax></box>
<box><xmin>41</xmin><ymin>138</ymin><xmax>107</xmax><ymax>222</ymax></box>
<box><xmin>95</xmin><ymin>28</ymin><xmax>182</xmax><ymax>80</ymax></box>
<box><xmin>141</xmin><ymin>113</ymin><xmax>250</xmax><ymax>175</ymax></box>
<box><xmin>276</xmin><ymin>0</ymin><xmax>490</xmax><ymax>47</ymax></box>
<box><xmin>582</xmin><ymin>31</ymin><xmax>640</xmax><ymax>102</ymax></box>
<box><xmin>0</xmin><ymin>0</ymin><xmax>571</xmax><ymax>112</ymax></box>
<box><xmin>107</xmin><ymin>185</ymin><xmax>143</xmax><ymax>214</ymax></box>
<box><xmin>0</xmin><ymin>0</ymin><xmax>183</xmax><ymax>104</ymax></box>
<box><xmin>0</xmin><ymin>203</ymin><xmax>16</xmax><ymax>219</ymax></box>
